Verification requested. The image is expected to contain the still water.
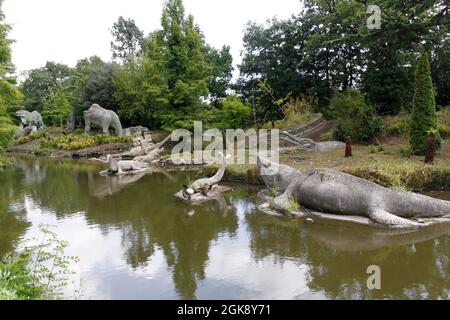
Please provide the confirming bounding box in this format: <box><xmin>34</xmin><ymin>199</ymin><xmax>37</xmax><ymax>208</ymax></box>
<box><xmin>0</xmin><ymin>157</ymin><xmax>449</xmax><ymax>300</ymax></box>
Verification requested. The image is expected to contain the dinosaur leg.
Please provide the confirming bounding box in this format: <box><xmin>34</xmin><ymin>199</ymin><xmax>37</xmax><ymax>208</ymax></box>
<box><xmin>368</xmin><ymin>208</ymin><xmax>426</xmax><ymax>229</ymax></box>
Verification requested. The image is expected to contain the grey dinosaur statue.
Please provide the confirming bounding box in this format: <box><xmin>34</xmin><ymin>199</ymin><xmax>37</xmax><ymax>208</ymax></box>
<box><xmin>257</xmin><ymin>155</ymin><xmax>450</xmax><ymax>229</ymax></box>
<box><xmin>115</xmin><ymin>132</ymin><xmax>173</xmax><ymax>159</ymax></box>
<box><xmin>94</xmin><ymin>154</ymin><xmax>147</xmax><ymax>175</ymax></box>
<box><xmin>180</xmin><ymin>152</ymin><xmax>231</xmax><ymax>199</ymax></box>
<box><xmin>281</xmin><ymin>131</ymin><xmax>345</xmax><ymax>152</ymax></box>
<box><xmin>16</xmin><ymin>110</ymin><xmax>45</xmax><ymax>129</ymax></box>
<box><xmin>84</xmin><ymin>104</ymin><xmax>123</xmax><ymax>136</ymax></box>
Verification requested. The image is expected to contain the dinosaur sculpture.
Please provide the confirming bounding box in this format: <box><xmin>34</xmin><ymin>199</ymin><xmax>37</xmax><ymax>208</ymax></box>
<box><xmin>177</xmin><ymin>152</ymin><xmax>231</xmax><ymax>200</ymax></box>
<box><xmin>114</xmin><ymin>132</ymin><xmax>173</xmax><ymax>159</ymax></box>
<box><xmin>15</xmin><ymin>110</ymin><xmax>45</xmax><ymax>129</ymax></box>
<box><xmin>281</xmin><ymin>131</ymin><xmax>345</xmax><ymax>152</ymax></box>
<box><xmin>94</xmin><ymin>154</ymin><xmax>147</xmax><ymax>175</ymax></box>
<box><xmin>257</xmin><ymin>155</ymin><xmax>450</xmax><ymax>229</ymax></box>
<box><xmin>84</xmin><ymin>104</ymin><xmax>123</xmax><ymax>136</ymax></box>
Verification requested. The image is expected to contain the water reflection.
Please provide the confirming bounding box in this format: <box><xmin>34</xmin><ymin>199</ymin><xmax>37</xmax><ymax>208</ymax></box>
<box><xmin>0</xmin><ymin>156</ymin><xmax>449</xmax><ymax>300</ymax></box>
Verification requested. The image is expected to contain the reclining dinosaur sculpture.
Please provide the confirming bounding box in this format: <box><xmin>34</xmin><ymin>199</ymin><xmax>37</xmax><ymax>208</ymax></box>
<box><xmin>94</xmin><ymin>154</ymin><xmax>147</xmax><ymax>175</ymax></box>
<box><xmin>114</xmin><ymin>132</ymin><xmax>173</xmax><ymax>159</ymax></box>
<box><xmin>177</xmin><ymin>152</ymin><xmax>231</xmax><ymax>201</ymax></box>
<box><xmin>257</xmin><ymin>155</ymin><xmax>450</xmax><ymax>229</ymax></box>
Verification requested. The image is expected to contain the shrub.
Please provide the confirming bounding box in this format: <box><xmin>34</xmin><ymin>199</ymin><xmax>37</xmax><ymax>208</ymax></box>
<box><xmin>330</xmin><ymin>89</ymin><xmax>384</xmax><ymax>143</ymax></box>
<box><xmin>270</xmin><ymin>96</ymin><xmax>316</xmax><ymax>129</ymax></box>
<box><xmin>213</xmin><ymin>95</ymin><xmax>252</xmax><ymax>130</ymax></box>
<box><xmin>409</xmin><ymin>52</ymin><xmax>441</xmax><ymax>154</ymax></box>
<box><xmin>0</xmin><ymin>226</ymin><xmax>79</xmax><ymax>300</ymax></box>
<box><xmin>369</xmin><ymin>144</ymin><xmax>385</xmax><ymax>153</ymax></box>
<box><xmin>42</xmin><ymin>90</ymin><xmax>72</xmax><ymax>127</ymax></box>
<box><xmin>437</xmin><ymin>107</ymin><xmax>450</xmax><ymax>139</ymax></box>
<box><xmin>41</xmin><ymin>134</ymin><xmax>132</xmax><ymax>151</ymax></box>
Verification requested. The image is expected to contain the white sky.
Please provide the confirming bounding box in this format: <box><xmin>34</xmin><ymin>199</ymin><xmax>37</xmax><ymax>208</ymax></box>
<box><xmin>3</xmin><ymin>0</ymin><xmax>303</xmax><ymax>76</ymax></box>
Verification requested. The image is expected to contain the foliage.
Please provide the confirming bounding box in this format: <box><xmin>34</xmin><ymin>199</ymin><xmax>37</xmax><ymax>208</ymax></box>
<box><xmin>269</xmin><ymin>96</ymin><xmax>316</xmax><ymax>129</ymax></box>
<box><xmin>42</xmin><ymin>90</ymin><xmax>72</xmax><ymax>127</ymax></box>
<box><xmin>21</xmin><ymin>62</ymin><xmax>71</xmax><ymax>113</ymax></box>
<box><xmin>0</xmin><ymin>226</ymin><xmax>79</xmax><ymax>300</ymax></box>
<box><xmin>114</xmin><ymin>0</ymin><xmax>233</xmax><ymax>130</ymax></box>
<box><xmin>369</xmin><ymin>144</ymin><xmax>385</xmax><ymax>154</ymax></box>
<box><xmin>212</xmin><ymin>95</ymin><xmax>252</xmax><ymax>130</ymax></box>
<box><xmin>0</xmin><ymin>9</ymin><xmax>21</xmax><ymax>153</ymax></box>
<box><xmin>409</xmin><ymin>52</ymin><xmax>441</xmax><ymax>154</ymax></box>
<box><xmin>111</xmin><ymin>16</ymin><xmax>144</xmax><ymax>64</ymax></box>
<box><xmin>237</xmin><ymin>0</ymin><xmax>449</xmax><ymax>118</ymax></box>
<box><xmin>331</xmin><ymin>89</ymin><xmax>384</xmax><ymax>143</ymax></box>
<box><xmin>41</xmin><ymin>133</ymin><xmax>132</xmax><ymax>151</ymax></box>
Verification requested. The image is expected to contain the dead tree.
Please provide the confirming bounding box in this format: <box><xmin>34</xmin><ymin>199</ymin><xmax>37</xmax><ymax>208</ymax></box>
<box><xmin>345</xmin><ymin>136</ymin><xmax>352</xmax><ymax>157</ymax></box>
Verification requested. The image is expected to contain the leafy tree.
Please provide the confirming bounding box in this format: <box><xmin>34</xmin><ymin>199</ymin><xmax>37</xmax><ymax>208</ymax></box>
<box><xmin>331</xmin><ymin>89</ymin><xmax>384</xmax><ymax>143</ymax></box>
<box><xmin>42</xmin><ymin>90</ymin><xmax>72</xmax><ymax>127</ymax></box>
<box><xmin>21</xmin><ymin>62</ymin><xmax>70</xmax><ymax>112</ymax></box>
<box><xmin>204</xmin><ymin>45</ymin><xmax>233</xmax><ymax>106</ymax></box>
<box><xmin>115</xmin><ymin>0</ymin><xmax>225</xmax><ymax>130</ymax></box>
<box><xmin>0</xmin><ymin>8</ymin><xmax>21</xmax><ymax>152</ymax></box>
<box><xmin>82</xmin><ymin>62</ymin><xmax>120</xmax><ymax>112</ymax></box>
<box><xmin>409</xmin><ymin>52</ymin><xmax>440</xmax><ymax>154</ymax></box>
<box><xmin>212</xmin><ymin>95</ymin><xmax>252</xmax><ymax>130</ymax></box>
<box><xmin>111</xmin><ymin>17</ymin><xmax>144</xmax><ymax>64</ymax></box>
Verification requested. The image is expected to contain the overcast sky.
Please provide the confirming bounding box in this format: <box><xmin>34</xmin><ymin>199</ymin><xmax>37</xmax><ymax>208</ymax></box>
<box><xmin>3</xmin><ymin>0</ymin><xmax>303</xmax><ymax>76</ymax></box>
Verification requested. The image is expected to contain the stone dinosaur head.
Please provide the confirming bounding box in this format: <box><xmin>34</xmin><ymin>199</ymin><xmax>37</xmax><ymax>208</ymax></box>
<box><xmin>257</xmin><ymin>153</ymin><xmax>302</xmax><ymax>193</ymax></box>
<box><xmin>15</xmin><ymin>110</ymin><xmax>30</xmax><ymax>124</ymax></box>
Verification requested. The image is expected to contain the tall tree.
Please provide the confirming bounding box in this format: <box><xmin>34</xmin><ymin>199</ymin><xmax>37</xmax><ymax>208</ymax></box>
<box><xmin>115</xmin><ymin>0</ymin><xmax>222</xmax><ymax>130</ymax></box>
<box><xmin>0</xmin><ymin>8</ymin><xmax>21</xmax><ymax>152</ymax></box>
<box><xmin>42</xmin><ymin>90</ymin><xmax>72</xmax><ymax>127</ymax></box>
<box><xmin>111</xmin><ymin>17</ymin><xmax>144</xmax><ymax>64</ymax></box>
<box><xmin>21</xmin><ymin>62</ymin><xmax>71</xmax><ymax>112</ymax></box>
<box><xmin>409</xmin><ymin>52</ymin><xmax>439</xmax><ymax>154</ymax></box>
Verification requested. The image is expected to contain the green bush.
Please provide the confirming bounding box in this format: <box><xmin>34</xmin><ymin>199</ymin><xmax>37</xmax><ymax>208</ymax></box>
<box><xmin>0</xmin><ymin>226</ymin><xmax>79</xmax><ymax>300</ymax></box>
<box><xmin>330</xmin><ymin>89</ymin><xmax>384</xmax><ymax>143</ymax></box>
<box><xmin>213</xmin><ymin>95</ymin><xmax>252</xmax><ymax>130</ymax></box>
<box><xmin>42</xmin><ymin>90</ymin><xmax>72</xmax><ymax>127</ymax></box>
<box><xmin>41</xmin><ymin>133</ymin><xmax>132</xmax><ymax>151</ymax></box>
<box><xmin>409</xmin><ymin>52</ymin><xmax>441</xmax><ymax>154</ymax></box>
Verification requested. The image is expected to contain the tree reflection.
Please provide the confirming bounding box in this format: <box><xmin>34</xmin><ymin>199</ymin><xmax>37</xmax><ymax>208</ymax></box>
<box><xmin>4</xmin><ymin>158</ymin><xmax>239</xmax><ymax>299</ymax></box>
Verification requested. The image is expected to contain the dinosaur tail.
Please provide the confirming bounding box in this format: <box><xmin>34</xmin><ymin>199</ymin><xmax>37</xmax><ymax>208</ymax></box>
<box><xmin>387</xmin><ymin>190</ymin><xmax>450</xmax><ymax>218</ymax></box>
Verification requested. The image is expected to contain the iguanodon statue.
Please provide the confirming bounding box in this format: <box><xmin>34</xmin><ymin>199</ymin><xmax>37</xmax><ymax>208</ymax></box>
<box><xmin>16</xmin><ymin>110</ymin><xmax>45</xmax><ymax>129</ymax></box>
<box><xmin>257</xmin><ymin>155</ymin><xmax>450</xmax><ymax>229</ymax></box>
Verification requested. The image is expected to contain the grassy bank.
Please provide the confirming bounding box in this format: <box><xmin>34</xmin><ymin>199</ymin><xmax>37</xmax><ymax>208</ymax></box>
<box><xmin>206</xmin><ymin>139</ymin><xmax>450</xmax><ymax>191</ymax></box>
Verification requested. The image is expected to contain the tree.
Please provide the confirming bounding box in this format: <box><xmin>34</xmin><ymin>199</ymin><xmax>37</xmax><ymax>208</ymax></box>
<box><xmin>111</xmin><ymin>17</ymin><xmax>144</xmax><ymax>64</ymax></box>
<box><xmin>0</xmin><ymin>7</ymin><xmax>21</xmax><ymax>152</ymax></box>
<box><xmin>114</xmin><ymin>0</ymin><xmax>225</xmax><ymax>130</ymax></box>
<box><xmin>42</xmin><ymin>90</ymin><xmax>72</xmax><ymax>127</ymax></box>
<box><xmin>21</xmin><ymin>62</ymin><xmax>71</xmax><ymax>112</ymax></box>
<box><xmin>409</xmin><ymin>52</ymin><xmax>440</xmax><ymax>154</ymax></box>
<box><xmin>212</xmin><ymin>95</ymin><xmax>252</xmax><ymax>130</ymax></box>
<box><xmin>204</xmin><ymin>45</ymin><xmax>233</xmax><ymax>106</ymax></box>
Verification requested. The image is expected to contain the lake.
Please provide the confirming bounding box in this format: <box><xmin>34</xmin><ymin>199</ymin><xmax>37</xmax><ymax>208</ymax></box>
<box><xmin>0</xmin><ymin>157</ymin><xmax>449</xmax><ymax>299</ymax></box>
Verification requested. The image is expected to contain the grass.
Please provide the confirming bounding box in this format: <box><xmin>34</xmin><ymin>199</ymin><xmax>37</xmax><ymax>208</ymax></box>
<box><xmin>204</xmin><ymin>139</ymin><xmax>450</xmax><ymax>191</ymax></box>
<box><xmin>282</xmin><ymin>142</ymin><xmax>450</xmax><ymax>191</ymax></box>
<box><xmin>384</xmin><ymin>108</ymin><xmax>450</xmax><ymax>139</ymax></box>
